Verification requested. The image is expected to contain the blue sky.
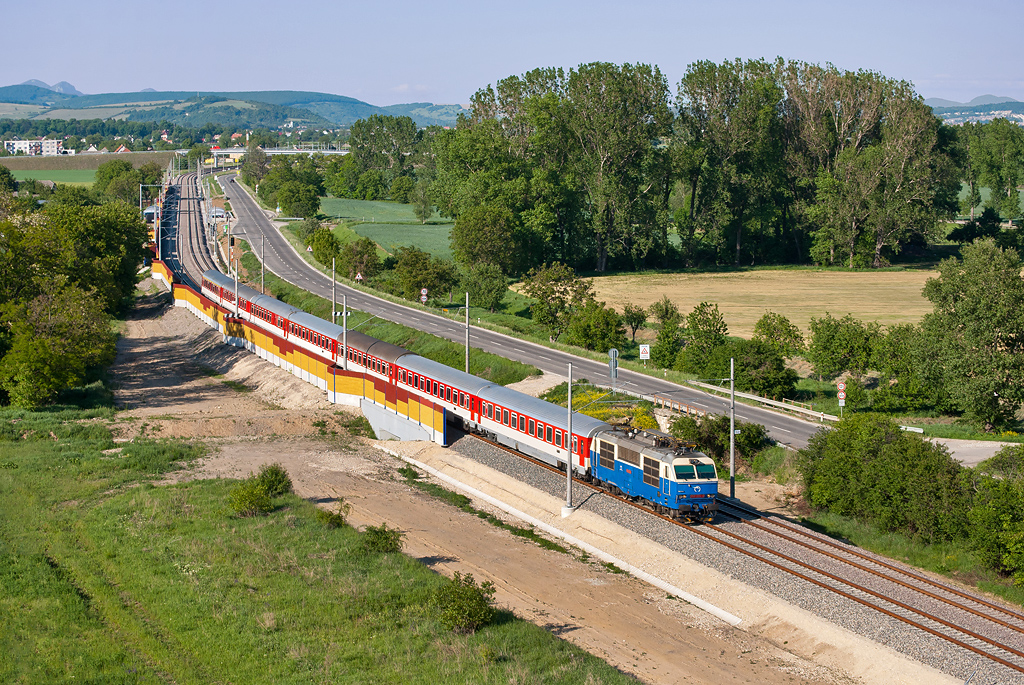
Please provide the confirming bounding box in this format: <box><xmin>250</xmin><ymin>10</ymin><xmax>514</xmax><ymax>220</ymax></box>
<box><xmin>6</xmin><ymin>0</ymin><xmax>1022</xmax><ymax>106</ymax></box>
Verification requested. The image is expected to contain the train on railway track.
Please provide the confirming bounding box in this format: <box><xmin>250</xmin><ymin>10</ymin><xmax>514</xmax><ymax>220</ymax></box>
<box><xmin>201</xmin><ymin>269</ymin><xmax>719</xmax><ymax>522</ymax></box>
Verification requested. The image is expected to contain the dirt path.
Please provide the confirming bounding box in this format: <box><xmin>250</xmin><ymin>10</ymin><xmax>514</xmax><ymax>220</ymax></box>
<box><xmin>113</xmin><ymin>280</ymin><xmax>853</xmax><ymax>684</ymax></box>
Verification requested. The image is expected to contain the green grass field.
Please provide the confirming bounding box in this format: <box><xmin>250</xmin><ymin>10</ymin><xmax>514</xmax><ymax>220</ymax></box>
<box><xmin>350</xmin><ymin>223</ymin><xmax>454</xmax><ymax>259</ymax></box>
<box><xmin>12</xmin><ymin>169</ymin><xmax>95</xmax><ymax>185</ymax></box>
<box><xmin>0</xmin><ymin>405</ymin><xmax>632</xmax><ymax>684</ymax></box>
<box><xmin>321</xmin><ymin>197</ymin><xmax>442</xmax><ymax>223</ymax></box>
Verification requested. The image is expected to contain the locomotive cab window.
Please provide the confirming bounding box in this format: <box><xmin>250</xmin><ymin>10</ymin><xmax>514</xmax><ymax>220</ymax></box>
<box><xmin>674</xmin><ymin>464</ymin><xmax>696</xmax><ymax>480</ymax></box>
<box><xmin>696</xmin><ymin>463</ymin><xmax>717</xmax><ymax>479</ymax></box>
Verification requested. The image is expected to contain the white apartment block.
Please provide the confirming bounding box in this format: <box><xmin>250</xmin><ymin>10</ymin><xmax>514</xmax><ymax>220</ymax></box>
<box><xmin>2</xmin><ymin>139</ymin><xmax>73</xmax><ymax>156</ymax></box>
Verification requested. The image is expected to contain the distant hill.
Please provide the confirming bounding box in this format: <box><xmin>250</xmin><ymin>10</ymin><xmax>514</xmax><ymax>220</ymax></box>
<box><xmin>123</xmin><ymin>96</ymin><xmax>332</xmax><ymax>129</ymax></box>
<box><xmin>19</xmin><ymin>80</ymin><xmax>84</xmax><ymax>96</ymax></box>
<box><xmin>929</xmin><ymin>100</ymin><xmax>1024</xmax><ymax>125</ymax></box>
<box><xmin>0</xmin><ymin>84</ymin><xmax>73</xmax><ymax>105</ymax></box>
<box><xmin>925</xmin><ymin>94</ymin><xmax>1021</xmax><ymax>108</ymax></box>
<box><xmin>382</xmin><ymin>102</ymin><xmax>466</xmax><ymax>127</ymax></box>
<box><xmin>0</xmin><ymin>85</ymin><xmax>469</xmax><ymax>128</ymax></box>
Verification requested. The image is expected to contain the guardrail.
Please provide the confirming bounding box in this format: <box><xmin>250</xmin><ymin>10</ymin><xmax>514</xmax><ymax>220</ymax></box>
<box><xmin>686</xmin><ymin>380</ymin><xmax>839</xmax><ymax>423</ymax></box>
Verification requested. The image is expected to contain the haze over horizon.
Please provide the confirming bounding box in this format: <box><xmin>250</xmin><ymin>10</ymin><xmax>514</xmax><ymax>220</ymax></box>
<box><xmin>4</xmin><ymin>0</ymin><xmax>1022</xmax><ymax>107</ymax></box>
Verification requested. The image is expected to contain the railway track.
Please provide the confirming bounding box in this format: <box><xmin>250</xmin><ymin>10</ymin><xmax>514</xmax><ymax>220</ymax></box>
<box><xmin>463</xmin><ymin>433</ymin><xmax>1024</xmax><ymax>680</ymax></box>
<box><xmin>161</xmin><ymin>172</ymin><xmax>219</xmax><ymax>287</ymax></box>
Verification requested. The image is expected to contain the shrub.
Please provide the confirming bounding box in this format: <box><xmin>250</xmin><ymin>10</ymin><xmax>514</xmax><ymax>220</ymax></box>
<box><xmin>362</xmin><ymin>523</ymin><xmax>404</xmax><ymax>554</ymax></box>
<box><xmin>315</xmin><ymin>499</ymin><xmax>351</xmax><ymax>529</ymax></box>
<box><xmin>798</xmin><ymin>414</ymin><xmax>971</xmax><ymax>542</ymax></box>
<box><xmin>631</xmin><ymin>404</ymin><xmax>659</xmax><ymax>430</ymax></box>
<box><xmin>432</xmin><ymin>572</ymin><xmax>496</xmax><ymax>634</ymax></box>
<box><xmin>255</xmin><ymin>462</ymin><xmax>292</xmax><ymax>497</ymax></box>
<box><xmin>228</xmin><ymin>479</ymin><xmax>272</xmax><ymax>517</ymax></box>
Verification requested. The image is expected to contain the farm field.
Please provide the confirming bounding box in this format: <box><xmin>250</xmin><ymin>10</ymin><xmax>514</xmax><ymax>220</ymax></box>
<box><xmin>588</xmin><ymin>268</ymin><xmax>936</xmax><ymax>338</ymax></box>
<box><xmin>348</xmin><ymin>222</ymin><xmax>454</xmax><ymax>259</ymax></box>
<box><xmin>321</xmin><ymin>196</ymin><xmax>442</xmax><ymax>223</ymax></box>
<box><xmin>12</xmin><ymin>169</ymin><xmax>95</xmax><ymax>185</ymax></box>
<box><xmin>0</xmin><ymin>103</ymin><xmax>47</xmax><ymax>118</ymax></box>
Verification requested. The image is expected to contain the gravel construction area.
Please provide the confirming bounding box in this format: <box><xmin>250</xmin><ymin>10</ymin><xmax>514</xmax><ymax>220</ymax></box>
<box><xmin>449</xmin><ymin>434</ymin><xmax>1024</xmax><ymax>684</ymax></box>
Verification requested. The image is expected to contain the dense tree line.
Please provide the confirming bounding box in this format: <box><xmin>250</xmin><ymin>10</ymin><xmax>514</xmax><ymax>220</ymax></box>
<box><xmin>0</xmin><ymin>190</ymin><xmax>147</xmax><ymax>406</ymax></box>
<box><xmin>423</xmin><ymin>59</ymin><xmax>969</xmax><ymax>275</ymax></box>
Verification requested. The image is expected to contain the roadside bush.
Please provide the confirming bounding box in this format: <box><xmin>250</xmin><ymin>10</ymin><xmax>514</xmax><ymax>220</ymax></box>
<box><xmin>751</xmin><ymin>445</ymin><xmax>799</xmax><ymax>485</ymax></box>
<box><xmin>362</xmin><ymin>523</ymin><xmax>404</xmax><ymax>554</ymax></box>
<box><xmin>799</xmin><ymin>414</ymin><xmax>971</xmax><ymax>542</ymax></box>
<box><xmin>670</xmin><ymin>414</ymin><xmax>770</xmax><ymax>469</ymax></box>
<box><xmin>315</xmin><ymin>499</ymin><xmax>351</xmax><ymax>529</ymax></box>
<box><xmin>256</xmin><ymin>462</ymin><xmax>292</xmax><ymax>497</ymax></box>
<box><xmin>432</xmin><ymin>571</ymin><xmax>496</xmax><ymax>634</ymax></box>
<box><xmin>631</xmin><ymin>403</ymin><xmax>659</xmax><ymax>430</ymax></box>
<box><xmin>228</xmin><ymin>478</ymin><xmax>272</xmax><ymax>517</ymax></box>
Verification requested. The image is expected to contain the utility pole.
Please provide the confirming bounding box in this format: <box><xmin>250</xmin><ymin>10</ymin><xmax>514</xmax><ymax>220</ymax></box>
<box><xmin>729</xmin><ymin>357</ymin><xmax>736</xmax><ymax>499</ymax></box>
<box><xmin>261</xmin><ymin>234</ymin><xmax>265</xmax><ymax>293</ymax></box>
<box><xmin>464</xmin><ymin>292</ymin><xmax>470</xmax><ymax>374</ymax></box>
<box><xmin>562</xmin><ymin>362</ymin><xmax>575</xmax><ymax>517</ymax></box>
<box><xmin>342</xmin><ymin>295</ymin><xmax>348</xmax><ymax>371</ymax></box>
<box><xmin>332</xmin><ymin>258</ymin><xmax>336</xmax><ymax>325</ymax></box>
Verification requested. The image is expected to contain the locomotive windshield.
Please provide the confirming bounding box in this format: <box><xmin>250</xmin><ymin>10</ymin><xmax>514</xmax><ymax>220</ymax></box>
<box><xmin>674</xmin><ymin>462</ymin><xmax>717</xmax><ymax>480</ymax></box>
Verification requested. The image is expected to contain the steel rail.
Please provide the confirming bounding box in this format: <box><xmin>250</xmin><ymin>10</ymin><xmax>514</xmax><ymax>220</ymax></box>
<box><xmin>465</xmin><ymin>434</ymin><xmax>1024</xmax><ymax>675</ymax></box>
<box><xmin>717</xmin><ymin>498</ymin><xmax>1024</xmax><ymax>626</ymax></box>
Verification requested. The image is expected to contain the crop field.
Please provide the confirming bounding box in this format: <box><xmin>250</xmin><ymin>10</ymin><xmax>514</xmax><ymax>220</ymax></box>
<box><xmin>12</xmin><ymin>169</ymin><xmax>95</xmax><ymax>185</ymax></box>
<box><xmin>321</xmin><ymin>197</ymin><xmax>441</xmax><ymax>223</ymax></box>
<box><xmin>588</xmin><ymin>268</ymin><xmax>937</xmax><ymax>338</ymax></box>
<box><xmin>0</xmin><ymin>103</ymin><xmax>47</xmax><ymax>119</ymax></box>
<box><xmin>0</xmin><ymin>151</ymin><xmax>174</xmax><ymax>171</ymax></box>
<box><xmin>350</xmin><ymin>223</ymin><xmax>454</xmax><ymax>259</ymax></box>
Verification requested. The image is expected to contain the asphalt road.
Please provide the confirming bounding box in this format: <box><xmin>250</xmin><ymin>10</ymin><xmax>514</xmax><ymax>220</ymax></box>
<box><xmin>218</xmin><ymin>172</ymin><xmax>825</xmax><ymax>449</ymax></box>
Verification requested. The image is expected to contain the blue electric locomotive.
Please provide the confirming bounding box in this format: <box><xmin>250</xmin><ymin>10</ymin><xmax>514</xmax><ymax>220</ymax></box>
<box><xmin>591</xmin><ymin>428</ymin><xmax>718</xmax><ymax>522</ymax></box>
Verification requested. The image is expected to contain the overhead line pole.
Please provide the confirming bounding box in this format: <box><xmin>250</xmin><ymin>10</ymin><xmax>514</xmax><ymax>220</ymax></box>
<box><xmin>730</xmin><ymin>357</ymin><xmax>736</xmax><ymax>499</ymax></box>
<box><xmin>563</xmin><ymin>362</ymin><xmax>575</xmax><ymax>517</ymax></box>
<box><xmin>465</xmin><ymin>292</ymin><xmax>470</xmax><ymax>374</ymax></box>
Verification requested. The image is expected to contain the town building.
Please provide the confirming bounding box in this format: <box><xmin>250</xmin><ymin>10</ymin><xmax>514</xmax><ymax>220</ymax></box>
<box><xmin>2</xmin><ymin>139</ymin><xmax>73</xmax><ymax>156</ymax></box>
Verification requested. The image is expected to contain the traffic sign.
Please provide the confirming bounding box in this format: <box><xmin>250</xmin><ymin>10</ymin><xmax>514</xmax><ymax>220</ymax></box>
<box><xmin>639</xmin><ymin>344</ymin><xmax>650</xmax><ymax>360</ymax></box>
<box><xmin>837</xmin><ymin>391</ymin><xmax>846</xmax><ymax>400</ymax></box>
<box><xmin>838</xmin><ymin>399</ymin><xmax>846</xmax><ymax>407</ymax></box>
<box><xmin>608</xmin><ymin>348</ymin><xmax>619</xmax><ymax>359</ymax></box>
<box><xmin>837</xmin><ymin>382</ymin><xmax>846</xmax><ymax>391</ymax></box>
<box><xmin>420</xmin><ymin>294</ymin><xmax>428</xmax><ymax>303</ymax></box>
<box><xmin>420</xmin><ymin>288</ymin><xmax>429</xmax><ymax>295</ymax></box>
<box><xmin>355</xmin><ymin>272</ymin><xmax>363</xmax><ymax>281</ymax></box>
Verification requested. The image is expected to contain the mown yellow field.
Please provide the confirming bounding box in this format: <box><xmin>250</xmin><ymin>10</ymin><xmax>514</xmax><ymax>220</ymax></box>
<box><xmin>589</xmin><ymin>269</ymin><xmax>937</xmax><ymax>338</ymax></box>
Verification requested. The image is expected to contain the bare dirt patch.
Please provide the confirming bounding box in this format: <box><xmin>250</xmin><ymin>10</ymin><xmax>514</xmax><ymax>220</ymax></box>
<box><xmin>588</xmin><ymin>270</ymin><xmax>935</xmax><ymax>338</ymax></box>
<box><xmin>111</xmin><ymin>282</ymin><xmax>855</xmax><ymax>684</ymax></box>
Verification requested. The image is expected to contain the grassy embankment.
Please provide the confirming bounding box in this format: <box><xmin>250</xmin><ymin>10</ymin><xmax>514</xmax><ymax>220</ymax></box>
<box><xmin>0</xmin><ymin>404</ymin><xmax>635</xmax><ymax>683</ymax></box>
<box><xmin>0</xmin><ymin>151</ymin><xmax>175</xmax><ymax>171</ymax></box>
